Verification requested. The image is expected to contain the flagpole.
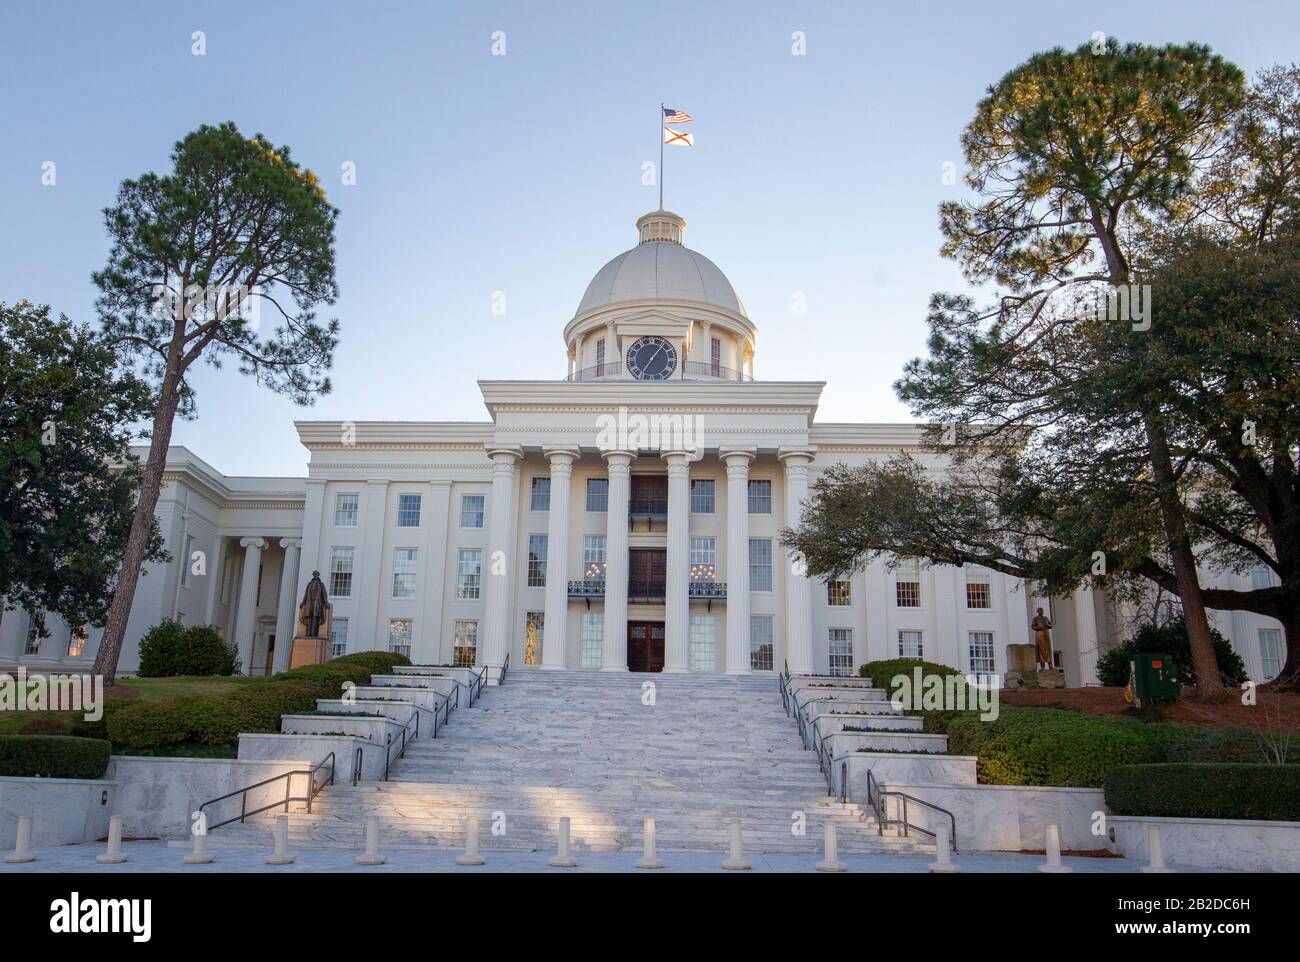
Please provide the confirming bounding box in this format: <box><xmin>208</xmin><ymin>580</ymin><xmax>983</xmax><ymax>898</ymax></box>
<box><xmin>658</xmin><ymin>101</ymin><xmax>665</xmax><ymax>211</ymax></box>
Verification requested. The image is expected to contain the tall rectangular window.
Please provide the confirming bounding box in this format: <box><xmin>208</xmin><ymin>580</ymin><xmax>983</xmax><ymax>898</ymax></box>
<box><xmin>898</xmin><ymin>629</ymin><xmax>924</xmax><ymax>659</ymax></box>
<box><xmin>1259</xmin><ymin>628</ymin><xmax>1282</xmax><ymax>679</ymax></box>
<box><xmin>397</xmin><ymin>493</ymin><xmax>422</xmax><ymax>528</ymax></box>
<box><xmin>67</xmin><ymin>625</ymin><xmax>87</xmax><ymax>658</ymax></box>
<box><xmin>453</xmin><ymin>620</ymin><xmax>478</xmax><ymax>667</ymax></box>
<box><xmin>330</xmin><ymin>618</ymin><xmax>349</xmax><ymax>659</ymax></box>
<box><xmin>527</xmin><ymin>534</ymin><xmax>548</xmax><ymax>588</ymax></box>
<box><xmin>965</xmin><ymin>565</ymin><xmax>991</xmax><ymax>609</ymax></box>
<box><xmin>329</xmin><ymin>547</ymin><xmax>355</xmax><ymax>598</ymax></box>
<box><xmin>23</xmin><ymin>612</ymin><xmax>40</xmax><ymax>655</ymax></box>
<box><xmin>180</xmin><ymin>534</ymin><xmax>195</xmax><ymax>587</ymax></box>
<box><xmin>595</xmin><ymin>338</ymin><xmax>606</xmax><ymax>377</ymax></box>
<box><xmin>750</xmin><ymin>615</ymin><xmax>774</xmax><ymax>671</ymax></box>
<box><xmin>829</xmin><ymin>628</ymin><xmax>854</xmax><ymax>677</ymax></box>
<box><xmin>690</xmin><ymin>615</ymin><xmax>716</xmax><ymax>671</ymax></box>
<box><xmin>710</xmin><ymin>336</ymin><xmax>721</xmax><ymax>377</ymax></box>
<box><xmin>524</xmin><ymin>611</ymin><xmax>544</xmax><ymax>666</ymax></box>
<box><xmin>580</xmin><ymin>612</ymin><xmax>603</xmax><ymax>668</ymax></box>
<box><xmin>827</xmin><ymin>579</ymin><xmax>852</xmax><ymax>606</ymax></box>
<box><xmin>896</xmin><ymin>558</ymin><xmax>921</xmax><ymax>607</ymax></box>
<box><xmin>460</xmin><ymin>494</ymin><xmax>485</xmax><ymax>528</ymax></box>
<box><xmin>749</xmin><ymin>538</ymin><xmax>773</xmax><ymax>591</ymax></box>
<box><xmin>531</xmin><ymin>477</ymin><xmax>550</xmax><ymax>511</ymax></box>
<box><xmin>969</xmin><ymin>630</ymin><xmax>995</xmax><ymax>674</ymax></box>
<box><xmin>586</xmin><ymin>478</ymin><xmax>608</xmax><ymax>512</ymax></box>
<box><xmin>1251</xmin><ymin>565</ymin><xmax>1273</xmax><ymax>591</ymax></box>
<box><xmin>388</xmin><ymin>618</ymin><xmax>412</xmax><ymax>658</ymax></box>
<box><xmin>392</xmin><ymin>548</ymin><xmax>418</xmax><ymax>598</ymax></box>
<box><xmin>690</xmin><ymin>479</ymin><xmax>715</xmax><ymax>513</ymax></box>
<box><xmin>583</xmin><ymin>534</ymin><xmax>607</xmax><ymax>578</ymax></box>
<box><xmin>456</xmin><ymin>549</ymin><xmax>482</xmax><ymax>599</ymax></box>
<box><xmin>690</xmin><ymin>537</ymin><xmax>716</xmax><ymax>579</ymax></box>
<box><xmin>335</xmin><ymin>493</ymin><xmax>359</xmax><ymax>527</ymax></box>
<box><xmin>748</xmin><ymin>479</ymin><xmax>772</xmax><ymax>514</ymax></box>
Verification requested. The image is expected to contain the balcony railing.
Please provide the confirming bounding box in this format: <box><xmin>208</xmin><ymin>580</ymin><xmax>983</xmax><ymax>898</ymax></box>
<box><xmin>566</xmin><ymin>579</ymin><xmax>728</xmax><ymax>602</ymax></box>
<box><xmin>566</xmin><ymin>362</ymin><xmax>622</xmax><ymax>382</ymax></box>
<box><xmin>629</xmin><ymin>497</ymin><xmax>667</xmax><ymax>516</ymax></box>
<box><xmin>565</xmin><ymin>361</ymin><xmax>753</xmax><ymax>382</ymax></box>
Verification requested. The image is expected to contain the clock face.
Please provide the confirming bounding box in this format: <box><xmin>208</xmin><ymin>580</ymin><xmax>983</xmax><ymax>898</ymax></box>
<box><xmin>625</xmin><ymin>335</ymin><xmax>678</xmax><ymax>381</ymax></box>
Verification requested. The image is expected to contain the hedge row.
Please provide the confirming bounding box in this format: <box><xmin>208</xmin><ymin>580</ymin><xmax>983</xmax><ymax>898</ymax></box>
<box><xmin>103</xmin><ymin>651</ymin><xmax>409</xmax><ymax>751</ymax></box>
<box><xmin>1105</xmin><ymin>764</ymin><xmax>1300</xmax><ymax>821</ymax></box>
<box><xmin>0</xmin><ymin>735</ymin><xmax>112</xmax><ymax>779</ymax></box>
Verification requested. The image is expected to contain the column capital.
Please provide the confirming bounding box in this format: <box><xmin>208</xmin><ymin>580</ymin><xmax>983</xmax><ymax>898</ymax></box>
<box><xmin>543</xmin><ymin>446</ymin><xmax>581</xmax><ymax>466</ymax></box>
<box><xmin>485</xmin><ymin>444</ymin><xmax>524</xmax><ymax>463</ymax></box>
<box><xmin>279</xmin><ymin>538</ymin><xmax>302</xmax><ymax>551</ymax></box>
<box><xmin>777</xmin><ymin>447</ymin><xmax>817</xmax><ymax>466</ymax></box>
<box><xmin>601</xmin><ymin>449</ymin><xmax>636</xmax><ymax>468</ymax></box>
<box><xmin>239</xmin><ymin>537</ymin><xmax>267</xmax><ymax>551</ymax></box>
<box><xmin>661</xmin><ymin>449</ymin><xmax>694</xmax><ymax>469</ymax></box>
<box><xmin>719</xmin><ymin>447</ymin><xmax>757</xmax><ymax>466</ymax></box>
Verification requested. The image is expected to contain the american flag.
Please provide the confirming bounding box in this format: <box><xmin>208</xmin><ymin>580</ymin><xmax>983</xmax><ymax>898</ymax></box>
<box><xmin>663</xmin><ymin>107</ymin><xmax>692</xmax><ymax>124</ymax></box>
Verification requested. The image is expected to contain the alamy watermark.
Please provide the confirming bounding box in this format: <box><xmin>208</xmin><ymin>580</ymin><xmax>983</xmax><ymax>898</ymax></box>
<box><xmin>0</xmin><ymin>668</ymin><xmax>104</xmax><ymax>721</ymax></box>
<box><xmin>594</xmin><ymin>406</ymin><xmax>704</xmax><ymax>458</ymax></box>
<box><xmin>889</xmin><ymin>668</ymin><xmax>1001</xmax><ymax>721</ymax></box>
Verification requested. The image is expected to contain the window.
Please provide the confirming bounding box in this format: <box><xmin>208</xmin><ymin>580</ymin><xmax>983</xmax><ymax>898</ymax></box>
<box><xmin>580</xmin><ymin>612</ymin><xmax>603</xmax><ymax>668</ymax></box>
<box><xmin>595</xmin><ymin>338</ymin><xmax>606</xmax><ymax>377</ymax></box>
<box><xmin>750</xmin><ymin>615</ymin><xmax>774</xmax><ymax>671</ymax></box>
<box><xmin>527</xmin><ymin>534</ymin><xmax>548</xmax><ymax>588</ymax></box>
<box><xmin>335</xmin><ymin>493</ymin><xmax>359</xmax><ymax>527</ymax></box>
<box><xmin>397</xmin><ymin>494</ymin><xmax>422</xmax><ymax>527</ymax></box>
<box><xmin>1259</xmin><ymin>628</ymin><xmax>1282</xmax><ymax>680</ymax></box>
<box><xmin>453</xmin><ymin>620</ymin><xmax>478</xmax><ymax>667</ymax></box>
<box><xmin>330</xmin><ymin>618</ymin><xmax>349</xmax><ymax>659</ymax></box>
<box><xmin>827</xmin><ymin>579</ymin><xmax>852</xmax><ymax>606</ymax></box>
<box><xmin>710</xmin><ymin>336</ymin><xmax>721</xmax><ymax>377</ymax></box>
<box><xmin>586</xmin><ymin>478</ymin><xmax>608</xmax><ymax>512</ymax></box>
<box><xmin>965</xmin><ymin>565</ymin><xmax>991</xmax><ymax>609</ymax></box>
<box><xmin>749</xmin><ymin>538</ymin><xmax>773</xmax><ymax>592</ymax></box>
<box><xmin>690</xmin><ymin>479</ymin><xmax>715</xmax><ymax>513</ymax></box>
<box><xmin>1251</xmin><ymin>565</ymin><xmax>1273</xmax><ymax>591</ymax></box>
<box><xmin>748</xmin><ymin>479</ymin><xmax>772</xmax><ymax>514</ymax></box>
<box><xmin>525</xmin><ymin>611</ymin><xmax>544</xmax><ymax>666</ymax></box>
<box><xmin>898</xmin><ymin>629</ymin><xmax>924</xmax><ymax>659</ymax></box>
<box><xmin>180</xmin><ymin>534</ymin><xmax>195</xmax><ymax>587</ymax></box>
<box><xmin>392</xmin><ymin>548</ymin><xmax>418</xmax><ymax>598</ymax></box>
<box><xmin>969</xmin><ymin>631</ymin><xmax>995</xmax><ymax>674</ymax></box>
<box><xmin>690</xmin><ymin>615</ymin><xmax>716</xmax><ymax>671</ymax></box>
<box><xmin>329</xmin><ymin>547</ymin><xmax>355</xmax><ymax>598</ymax></box>
<box><xmin>829</xmin><ymin>628</ymin><xmax>854</xmax><ymax>677</ymax></box>
<box><xmin>531</xmin><ymin>477</ymin><xmax>550</xmax><ymax>511</ymax></box>
<box><xmin>690</xmin><ymin>537</ymin><xmax>716</xmax><ymax>579</ymax></box>
<box><xmin>255</xmin><ymin>563</ymin><xmax>263</xmax><ymax>606</ymax></box>
<box><xmin>388</xmin><ymin>619</ymin><xmax>412</xmax><ymax>658</ymax></box>
<box><xmin>456</xmin><ymin>550</ymin><xmax>482</xmax><ymax>599</ymax></box>
<box><xmin>896</xmin><ymin>558</ymin><xmax>920</xmax><ymax>607</ymax></box>
<box><xmin>23</xmin><ymin>612</ymin><xmax>40</xmax><ymax>655</ymax></box>
<box><xmin>67</xmin><ymin>625</ymin><xmax>87</xmax><ymax>658</ymax></box>
<box><xmin>460</xmin><ymin>494</ymin><xmax>485</xmax><ymax>528</ymax></box>
<box><xmin>583</xmin><ymin>534</ymin><xmax>607</xmax><ymax>578</ymax></box>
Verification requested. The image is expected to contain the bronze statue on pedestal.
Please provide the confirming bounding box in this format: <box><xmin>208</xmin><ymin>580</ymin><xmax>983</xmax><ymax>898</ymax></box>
<box><xmin>299</xmin><ymin>571</ymin><xmax>329</xmax><ymax>638</ymax></box>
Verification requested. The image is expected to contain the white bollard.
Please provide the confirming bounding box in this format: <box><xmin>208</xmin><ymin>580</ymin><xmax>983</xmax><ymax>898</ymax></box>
<box><xmin>549</xmin><ymin>816</ymin><xmax>577</xmax><ymax>868</ymax></box>
<box><xmin>816</xmin><ymin>821</ymin><xmax>847</xmax><ymax>873</ymax></box>
<box><xmin>1140</xmin><ymin>825</ymin><xmax>1175</xmax><ymax>874</ymax></box>
<box><xmin>265</xmin><ymin>814</ymin><xmax>294</xmax><ymax>865</ymax></box>
<box><xmin>456</xmin><ymin>815</ymin><xmax>485</xmax><ymax>866</ymax></box>
<box><xmin>96</xmin><ymin>815</ymin><xmax>128</xmax><ymax>864</ymax></box>
<box><xmin>1038</xmin><ymin>823</ymin><xmax>1072</xmax><ymax>874</ymax></box>
<box><xmin>357</xmin><ymin>815</ymin><xmax>386</xmax><ymax>866</ymax></box>
<box><xmin>5</xmin><ymin>815</ymin><xmax>36</xmax><ymax>863</ymax></box>
<box><xmin>721</xmin><ymin>819</ymin><xmax>751</xmax><ymax>871</ymax></box>
<box><xmin>928</xmin><ymin>823</ymin><xmax>959</xmax><ymax>873</ymax></box>
<box><xmin>635</xmin><ymin>817</ymin><xmax>664</xmax><ymax>870</ymax></box>
<box><xmin>183</xmin><ymin>828</ymin><xmax>213</xmax><ymax>865</ymax></box>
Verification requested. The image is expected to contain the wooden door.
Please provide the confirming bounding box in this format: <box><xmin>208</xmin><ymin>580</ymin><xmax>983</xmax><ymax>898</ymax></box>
<box><xmin>627</xmin><ymin>622</ymin><xmax>665</xmax><ymax>673</ymax></box>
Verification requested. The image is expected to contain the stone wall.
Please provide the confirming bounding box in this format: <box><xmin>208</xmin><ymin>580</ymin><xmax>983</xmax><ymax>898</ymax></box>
<box><xmin>0</xmin><ymin>775</ymin><xmax>114</xmax><ymax>849</ymax></box>
<box><xmin>1108</xmin><ymin>815</ymin><xmax>1300</xmax><ymax>872</ymax></box>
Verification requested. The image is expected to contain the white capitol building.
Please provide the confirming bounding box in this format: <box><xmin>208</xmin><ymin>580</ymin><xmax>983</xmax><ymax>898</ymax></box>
<box><xmin>1</xmin><ymin>209</ymin><xmax>1286</xmax><ymax>685</ymax></box>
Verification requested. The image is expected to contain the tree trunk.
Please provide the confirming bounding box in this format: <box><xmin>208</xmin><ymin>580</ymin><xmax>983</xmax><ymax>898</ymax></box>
<box><xmin>1142</xmin><ymin>409</ymin><xmax>1225</xmax><ymax>701</ymax></box>
<box><xmin>91</xmin><ymin>373</ymin><xmax>183</xmax><ymax>685</ymax></box>
<box><xmin>1274</xmin><ymin>600</ymin><xmax>1300</xmax><ymax>691</ymax></box>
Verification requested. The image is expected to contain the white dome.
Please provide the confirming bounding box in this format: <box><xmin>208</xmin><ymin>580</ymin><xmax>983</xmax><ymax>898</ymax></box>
<box><xmin>574</xmin><ymin>211</ymin><xmax>746</xmax><ymax>319</ymax></box>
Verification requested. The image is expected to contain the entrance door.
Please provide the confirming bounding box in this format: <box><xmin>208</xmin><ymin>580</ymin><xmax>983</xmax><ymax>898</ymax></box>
<box><xmin>627</xmin><ymin>622</ymin><xmax>665</xmax><ymax>672</ymax></box>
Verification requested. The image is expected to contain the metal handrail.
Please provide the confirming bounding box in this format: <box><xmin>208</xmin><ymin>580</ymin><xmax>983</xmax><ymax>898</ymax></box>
<box><xmin>352</xmin><ymin>745</ymin><xmax>364</xmax><ymax>786</ymax></box>
<box><xmin>500</xmin><ymin>652</ymin><xmax>511</xmax><ymax>686</ymax></box>
<box><xmin>383</xmin><ymin>708</ymin><xmax>420</xmax><ymax>780</ymax></box>
<box><xmin>198</xmin><ymin>752</ymin><xmax>335</xmax><ymax>832</ymax></box>
<box><xmin>865</xmin><ymin>769</ymin><xmax>957</xmax><ymax>851</ymax></box>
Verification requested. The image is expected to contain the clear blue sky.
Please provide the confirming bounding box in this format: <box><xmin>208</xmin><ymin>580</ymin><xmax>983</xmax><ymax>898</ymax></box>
<box><xmin>2</xmin><ymin>1</ymin><xmax>1295</xmax><ymax>476</ymax></box>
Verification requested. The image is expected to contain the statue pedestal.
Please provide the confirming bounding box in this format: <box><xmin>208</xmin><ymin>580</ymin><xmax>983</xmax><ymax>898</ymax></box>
<box><xmin>1037</xmin><ymin>668</ymin><xmax>1066</xmax><ymax>689</ymax></box>
<box><xmin>289</xmin><ymin>605</ymin><xmax>332</xmax><ymax>669</ymax></box>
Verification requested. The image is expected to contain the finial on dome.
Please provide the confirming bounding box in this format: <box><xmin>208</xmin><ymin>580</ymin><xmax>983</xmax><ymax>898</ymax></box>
<box><xmin>636</xmin><ymin>209</ymin><xmax>685</xmax><ymax>245</ymax></box>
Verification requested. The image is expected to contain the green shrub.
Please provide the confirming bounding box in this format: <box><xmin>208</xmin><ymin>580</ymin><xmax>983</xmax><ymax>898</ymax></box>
<box><xmin>857</xmin><ymin>658</ymin><xmax>965</xmax><ymax>687</ymax></box>
<box><xmin>138</xmin><ymin>620</ymin><xmax>237</xmax><ymax>677</ymax></box>
<box><xmin>1105</xmin><ymin>763</ymin><xmax>1300</xmax><ymax>821</ymax></box>
<box><xmin>0</xmin><ymin>735</ymin><xmax>111</xmax><ymax>779</ymax></box>
<box><xmin>1165</xmin><ymin>730</ymin><xmax>1275</xmax><ymax>764</ymax></box>
<box><xmin>18</xmin><ymin>716</ymin><xmax>71</xmax><ymax>736</ymax></box>
<box><xmin>67</xmin><ymin>699</ymin><xmax>125</xmax><ymax>740</ymax></box>
<box><xmin>1097</xmin><ymin>617</ymin><xmax>1247</xmax><ymax>687</ymax></box>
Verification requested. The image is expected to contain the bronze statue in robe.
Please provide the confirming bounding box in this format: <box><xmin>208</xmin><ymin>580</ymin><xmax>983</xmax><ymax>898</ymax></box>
<box><xmin>299</xmin><ymin>571</ymin><xmax>329</xmax><ymax>638</ymax></box>
<box><xmin>1031</xmin><ymin>607</ymin><xmax>1054</xmax><ymax>668</ymax></box>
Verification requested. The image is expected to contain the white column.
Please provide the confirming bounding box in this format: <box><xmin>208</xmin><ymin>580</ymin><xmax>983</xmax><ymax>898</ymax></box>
<box><xmin>480</xmin><ymin>447</ymin><xmax>522</xmax><ymax>671</ymax></box>
<box><xmin>722</xmin><ymin>449</ymin><xmax>756</xmax><ymax>674</ymax></box>
<box><xmin>295</xmin><ymin>480</ymin><xmax>327</xmax><ymax>606</ymax></box>
<box><xmin>417</xmin><ymin>480</ymin><xmax>451</xmax><ymax>664</ymax></box>
<box><xmin>780</xmin><ymin>450</ymin><xmax>815</xmax><ymax>675</ymax></box>
<box><xmin>542</xmin><ymin>448</ymin><xmax>579</xmax><ymax>670</ymax></box>
<box><xmin>1073</xmin><ymin>588</ymin><xmax>1100</xmax><ymax>685</ymax></box>
<box><xmin>272</xmin><ymin>539</ymin><xmax>302</xmax><ymax>673</ymax></box>
<box><xmin>356</xmin><ymin>480</ymin><xmax>389</xmax><ymax>651</ymax></box>
<box><xmin>234</xmin><ymin>537</ymin><xmax>266</xmax><ymax>672</ymax></box>
<box><xmin>601</xmin><ymin>451</ymin><xmax>634</xmax><ymax>671</ymax></box>
<box><xmin>662</xmin><ymin>451</ymin><xmax>692</xmax><ymax>673</ymax></box>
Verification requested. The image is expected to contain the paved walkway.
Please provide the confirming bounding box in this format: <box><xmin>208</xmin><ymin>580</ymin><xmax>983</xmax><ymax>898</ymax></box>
<box><xmin>0</xmin><ymin>840</ymin><xmax>1217</xmax><ymax>873</ymax></box>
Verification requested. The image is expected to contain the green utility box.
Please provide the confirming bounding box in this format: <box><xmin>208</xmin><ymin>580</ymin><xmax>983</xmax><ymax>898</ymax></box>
<box><xmin>1131</xmin><ymin>653</ymin><xmax>1181</xmax><ymax>705</ymax></box>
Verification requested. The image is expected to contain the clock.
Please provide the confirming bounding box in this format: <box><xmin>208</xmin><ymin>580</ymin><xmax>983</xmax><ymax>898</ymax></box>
<box><xmin>625</xmin><ymin>335</ymin><xmax>678</xmax><ymax>381</ymax></box>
